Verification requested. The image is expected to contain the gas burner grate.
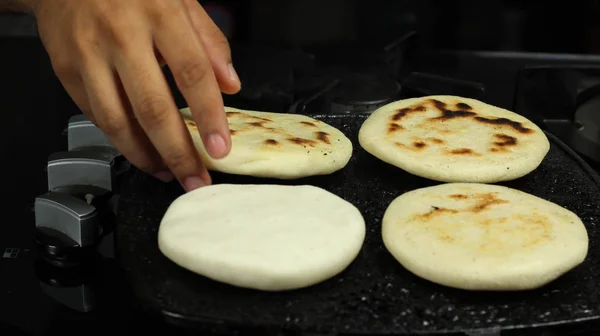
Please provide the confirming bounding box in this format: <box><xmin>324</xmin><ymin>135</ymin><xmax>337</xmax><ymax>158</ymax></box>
<box><xmin>288</xmin><ymin>71</ymin><xmax>487</xmax><ymax>116</ymax></box>
<box><xmin>166</xmin><ymin>30</ymin><xmax>487</xmax><ymax>117</ymax></box>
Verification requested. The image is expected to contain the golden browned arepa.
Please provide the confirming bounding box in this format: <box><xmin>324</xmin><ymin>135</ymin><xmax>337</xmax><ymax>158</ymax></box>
<box><xmin>382</xmin><ymin>183</ymin><xmax>588</xmax><ymax>291</ymax></box>
<box><xmin>181</xmin><ymin>107</ymin><xmax>353</xmax><ymax>179</ymax></box>
<box><xmin>358</xmin><ymin>96</ymin><xmax>550</xmax><ymax>183</ymax></box>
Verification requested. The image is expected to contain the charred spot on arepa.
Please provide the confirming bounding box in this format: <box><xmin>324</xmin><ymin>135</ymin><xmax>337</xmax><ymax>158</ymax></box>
<box><xmin>249</xmin><ymin>115</ymin><xmax>272</xmax><ymax>122</ymax></box>
<box><xmin>470</xmin><ymin>192</ymin><xmax>509</xmax><ymax>212</ymax></box>
<box><xmin>430</xmin><ymin>99</ymin><xmax>447</xmax><ymax>111</ymax></box>
<box><xmin>315</xmin><ymin>131</ymin><xmax>331</xmax><ymax>144</ymax></box>
<box><xmin>247</xmin><ymin>121</ymin><xmax>266</xmax><ymax>128</ymax></box>
<box><xmin>300</xmin><ymin>121</ymin><xmax>317</xmax><ymax>127</ymax></box>
<box><xmin>415</xmin><ymin>206</ymin><xmax>459</xmax><ymax>221</ymax></box>
<box><xmin>390</xmin><ymin>105</ymin><xmax>427</xmax><ymax>121</ymax></box>
<box><xmin>391</xmin><ymin>108</ymin><xmax>411</xmax><ymax>121</ymax></box>
<box><xmin>413</xmin><ymin>141</ymin><xmax>427</xmax><ymax>149</ymax></box>
<box><xmin>288</xmin><ymin>137</ymin><xmax>317</xmax><ymax>147</ymax></box>
<box><xmin>228</xmin><ymin>111</ymin><xmax>271</xmax><ymax>122</ymax></box>
<box><xmin>449</xmin><ymin>194</ymin><xmax>468</xmax><ymax>199</ymax></box>
<box><xmin>433</xmin><ymin>109</ymin><xmax>477</xmax><ymax>121</ymax></box>
<box><xmin>229</xmin><ymin>129</ymin><xmax>237</xmax><ymax>135</ymax></box>
<box><xmin>474</xmin><ymin>116</ymin><xmax>532</xmax><ymax>134</ymax></box>
<box><xmin>184</xmin><ymin>120</ymin><xmax>197</xmax><ymax>129</ymax></box>
<box><xmin>394</xmin><ymin>142</ymin><xmax>407</xmax><ymax>149</ymax></box>
<box><xmin>385</xmin><ymin>98</ymin><xmax>532</xmax><ymax>130</ymax></box>
<box><xmin>394</xmin><ymin>142</ymin><xmax>426</xmax><ymax>152</ymax></box>
<box><xmin>448</xmin><ymin>148</ymin><xmax>479</xmax><ymax>156</ymax></box>
<box><xmin>493</xmin><ymin>134</ymin><xmax>517</xmax><ymax>147</ymax></box>
<box><xmin>456</xmin><ymin>102</ymin><xmax>472</xmax><ymax>110</ymax></box>
<box><xmin>426</xmin><ymin>99</ymin><xmax>478</xmax><ymax>120</ymax></box>
<box><xmin>489</xmin><ymin>134</ymin><xmax>519</xmax><ymax>153</ymax></box>
<box><xmin>428</xmin><ymin>138</ymin><xmax>445</xmax><ymax>144</ymax></box>
<box><xmin>416</xmin><ymin>192</ymin><xmax>508</xmax><ymax>220</ymax></box>
<box><xmin>264</xmin><ymin>139</ymin><xmax>279</xmax><ymax>146</ymax></box>
<box><xmin>388</xmin><ymin>123</ymin><xmax>404</xmax><ymax>133</ymax></box>
<box><xmin>398</xmin><ymin>99</ymin><xmax>536</xmax><ymax>135</ymax></box>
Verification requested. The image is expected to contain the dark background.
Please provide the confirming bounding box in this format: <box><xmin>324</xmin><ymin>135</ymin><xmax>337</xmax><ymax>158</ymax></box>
<box><xmin>1</xmin><ymin>0</ymin><xmax>600</xmax><ymax>54</ymax></box>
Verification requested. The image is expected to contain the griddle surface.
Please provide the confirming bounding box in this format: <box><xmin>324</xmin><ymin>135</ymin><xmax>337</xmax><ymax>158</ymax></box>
<box><xmin>116</xmin><ymin>114</ymin><xmax>600</xmax><ymax>334</ymax></box>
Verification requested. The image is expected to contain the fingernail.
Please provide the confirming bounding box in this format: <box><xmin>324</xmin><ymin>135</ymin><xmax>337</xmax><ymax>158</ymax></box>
<box><xmin>228</xmin><ymin>63</ymin><xmax>240</xmax><ymax>84</ymax></box>
<box><xmin>207</xmin><ymin>132</ymin><xmax>228</xmax><ymax>158</ymax></box>
<box><xmin>183</xmin><ymin>176</ymin><xmax>206</xmax><ymax>192</ymax></box>
<box><xmin>153</xmin><ymin>170</ymin><xmax>174</xmax><ymax>182</ymax></box>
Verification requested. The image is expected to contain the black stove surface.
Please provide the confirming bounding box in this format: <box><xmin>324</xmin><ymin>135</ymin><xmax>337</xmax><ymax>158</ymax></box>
<box><xmin>4</xmin><ymin>33</ymin><xmax>600</xmax><ymax>335</ymax></box>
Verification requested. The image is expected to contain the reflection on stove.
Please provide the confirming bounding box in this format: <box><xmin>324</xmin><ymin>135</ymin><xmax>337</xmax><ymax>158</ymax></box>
<box><xmin>34</xmin><ymin>232</ymin><xmax>115</xmax><ymax>313</ymax></box>
<box><xmin>39</xmin><ymin>282</ymin><xmax>96</xmax><ymax>313</ymax></box>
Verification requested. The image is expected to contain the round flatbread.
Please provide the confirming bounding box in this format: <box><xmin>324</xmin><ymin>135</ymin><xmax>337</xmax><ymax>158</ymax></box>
<box><xmin>382</xmin><ymin>183</ymin><xmax>589</xmax><ymax>291</ymax></box>
<box><xmin>358</xmin><ymin>96</ymin><xmax>550</xmax><ymax>183</ymax></box>
<box><xmin>180</xmin><ymin>107</ymin><xmax>353</xmax><ymax>179</ymax></box>
<box><xmin>158</xmin><ymin>184</ymin><xmax>366</xmax><ymax>291</ymax></box>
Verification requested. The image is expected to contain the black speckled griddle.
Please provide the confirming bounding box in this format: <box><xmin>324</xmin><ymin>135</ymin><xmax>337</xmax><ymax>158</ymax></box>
<box><xmin>116</xmin><ymin>113</ymin><xmax>600</xmax><ymax>335</ymax></box>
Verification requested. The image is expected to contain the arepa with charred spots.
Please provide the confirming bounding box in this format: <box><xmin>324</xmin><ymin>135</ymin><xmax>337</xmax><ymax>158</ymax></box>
<box><xmin>180</xmin><ymin>106</ymin><xmax>353</xmax><ymax>179</ymax></box>
<box><xmin>358</xmin><ymin>95</ymin><xmax>550</xmax><ymax>183</ymax></box>
<box><xmin>381</xmin><ymin>183</ymin><xmax>588</xmax><ymax>291</ymax></box>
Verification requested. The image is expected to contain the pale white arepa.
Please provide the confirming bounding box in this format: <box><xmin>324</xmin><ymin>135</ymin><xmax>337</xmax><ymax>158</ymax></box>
<box><xmin>158</xmin><ymin>184</ymin><xmax>366</xmax><ymax>291</ymax></box>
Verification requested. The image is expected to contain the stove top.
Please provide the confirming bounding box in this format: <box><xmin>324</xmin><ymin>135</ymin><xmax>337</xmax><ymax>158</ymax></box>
<box><xmin>200</xmin><ymin>31</ymin><xmax>493</xmax><ymax>116</ymax></box>
<box><xmin>5</xmin><ymin>31</ymin><xmax>600</xmax><ymax>335</ymax></box>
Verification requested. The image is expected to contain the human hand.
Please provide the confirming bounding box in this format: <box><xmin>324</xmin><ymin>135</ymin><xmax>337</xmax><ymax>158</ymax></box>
<box><xmin>31</xmin><ymin>0</ymin><xmax>241</xmax><ymax>191</ymax></box>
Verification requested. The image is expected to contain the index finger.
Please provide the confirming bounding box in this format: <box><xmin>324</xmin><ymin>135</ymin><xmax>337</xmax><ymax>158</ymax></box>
<box><xmin>114</xmin><ymin>46</ymin><xmax>211</xmax><ymax>191</ymax></box>
<box><xmin>152</xmin><ymin>5</ymin><xmax>231</xmax><ymax>160</ymax></box>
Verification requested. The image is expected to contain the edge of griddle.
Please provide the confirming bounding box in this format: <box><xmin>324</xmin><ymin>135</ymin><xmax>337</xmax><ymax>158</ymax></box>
<box><xmin>544</xmin><ymin>130</ymin><xmax>600</xmax><ymax>187</ymax></box>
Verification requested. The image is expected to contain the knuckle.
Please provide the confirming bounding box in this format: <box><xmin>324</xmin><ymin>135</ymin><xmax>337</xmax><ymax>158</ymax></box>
<box><xmin>215</xmin><ymin>34</ymin><xmax>232</xmax><ymax>56</ymax></box>
<box><xmin>51</xmin><ymin>56</ymin><xmax>77</xmax><ymax>79</ymax></box>
<box><xmin>70</xmin><ymin>20</ymin><xmax>102</xmax><ymax>62</ymax></box>
<box><xmin>107</xmin><ymin>21</ymin><xmax>134</xmax><ymax>51</ymax></box>
<box><xmin>95</xmin><ymin>6</ymin><xmax>134</xmax><ymax>50</ymax></box>
<box><xmin>137</xmin><ymin>95</ymin><xmax>171</xmax><ymax>129</ymax></box>
<box><xmin>96</xmin><ymin>114</ymin><xmax>127</xmax><ymax>136</ymax></box>
<box><xmin>148</xmin><ymin>0</ymin><xmax>180</xmax><ymax>26</ymax></box>
<box><xmin>109</xmin><ymin>28</ymin><xmax>132</xmax><ymax>51</ymax></box>
<box><xmin>174</xmin><ymin>61</ymin><xmax>210</xmax><ymax>90</ymax></box>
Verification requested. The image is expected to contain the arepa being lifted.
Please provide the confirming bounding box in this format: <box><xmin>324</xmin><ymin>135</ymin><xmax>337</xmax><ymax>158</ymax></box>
<box><xmin>181</xmin><ymin>106</ymin><xmax>353</xmax><ymax>179</ymax></box>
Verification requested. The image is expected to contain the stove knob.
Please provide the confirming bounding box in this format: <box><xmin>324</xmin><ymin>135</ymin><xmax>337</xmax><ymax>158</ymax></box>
<box><xmin>47</xmin><ymin>147</ymin><xmax>118</xmax><ymax>194</ymax></box>
<box><xmin>67</xmin><ymin>114</ymin><xmax>115</xmax><ymax>151</ymax></box>
<box><xmin>34</xmin><ymin>192</ymin><xmax>100</xmax><ymax>266</ymax></box>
